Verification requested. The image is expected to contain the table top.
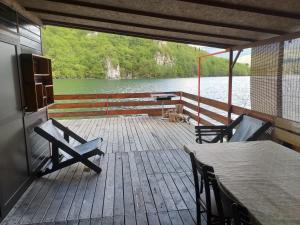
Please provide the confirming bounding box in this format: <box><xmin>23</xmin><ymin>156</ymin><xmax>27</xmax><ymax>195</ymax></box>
<box><xmin>184</xmin><ymin>141</ymin><xmax>300</xmax><ymax>225</ymax></box>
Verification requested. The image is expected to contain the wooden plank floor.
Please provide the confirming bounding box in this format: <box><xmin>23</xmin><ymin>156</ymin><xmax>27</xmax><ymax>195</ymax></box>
<box><xmin>1</xmin><ymin>116</ymin><xmax>201</xmax><ymax>225</ymax></box>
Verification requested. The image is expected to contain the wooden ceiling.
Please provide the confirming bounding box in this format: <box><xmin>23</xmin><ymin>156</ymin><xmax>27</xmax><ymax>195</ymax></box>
<box><xmin>17</xmin><ymin>0</ymin><xmax>300</xmax><ymax>49</ymax></box>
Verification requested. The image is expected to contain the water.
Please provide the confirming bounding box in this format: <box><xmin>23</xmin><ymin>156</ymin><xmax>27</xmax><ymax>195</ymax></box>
<box><xmin>53</xmin><ymin>76</ymin><xmax>300</xmax><ymax>122</ymax></box>
<box><xmin>54</xmin><ymin>76</ymin><xmax>251</xmax><ymax>108</ymax></box>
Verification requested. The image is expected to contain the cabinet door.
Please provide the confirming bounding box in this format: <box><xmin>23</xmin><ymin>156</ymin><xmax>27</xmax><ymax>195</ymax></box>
<box><xmin>0</xmin><ymin>41</ymin><xmax>28</xmax><ymax>217</ymax></box>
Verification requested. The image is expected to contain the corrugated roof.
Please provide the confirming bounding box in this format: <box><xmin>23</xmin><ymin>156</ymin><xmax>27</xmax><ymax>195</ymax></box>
<box><xmin>18</xmin><ymin>0</ymin><xmax>300</xmax><ymax>49</ymax></box>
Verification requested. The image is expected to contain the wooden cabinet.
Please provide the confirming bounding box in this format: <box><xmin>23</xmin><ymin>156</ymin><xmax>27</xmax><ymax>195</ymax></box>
<box><xmin>20</xmin><ymin>54</ymin><xmax>54</xmax><ymax>112</ymax></box>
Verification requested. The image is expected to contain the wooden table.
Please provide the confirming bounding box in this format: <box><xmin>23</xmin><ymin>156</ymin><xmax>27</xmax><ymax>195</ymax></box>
<box><xmin>184</xmin><ymin>141</ymin><xmax>300</xmax><ymax>225</ymax></box>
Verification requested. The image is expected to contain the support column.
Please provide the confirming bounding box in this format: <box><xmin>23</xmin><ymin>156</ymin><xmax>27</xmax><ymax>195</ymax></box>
<box><xmin>197</xmin><ymin>57</ymin><xmax>201</xmax><ymax>125</ymax></box>
<box><xmin>277</xmin><ymin>41</ymin><xmax>284</xmax><ymax>117</ymax></box>
<box><xmin>227</xmin><ymin>49</ymin><xmax>233</xmax><ymax>124</ymax></box>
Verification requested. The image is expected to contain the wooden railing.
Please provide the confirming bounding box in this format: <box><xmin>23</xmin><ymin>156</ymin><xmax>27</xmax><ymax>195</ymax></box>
<box><xmin>48</xmin><ymin>91</ymin><xmax>272</xmax><ymax>124</ymax></box>
<box><xmin>48</xmin><ymin>91</ymin><xmax>300</xmax><ymax>149</ymax></box>
<box><xmin>180</xmin><ymin>91</ymin><xmax>274</xmax><ymax>125</ymax></box>
<box><xmin>49</xmin><ymin>92</ymin><xmax>181</xmax><ymax>118</ymax></box>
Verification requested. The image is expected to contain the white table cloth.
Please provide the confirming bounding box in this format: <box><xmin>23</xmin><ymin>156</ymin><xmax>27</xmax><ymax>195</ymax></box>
<box><xmin>184</xmin><ymin>141</ymin><xmax>300</xmax><ymax>225</ymax></box>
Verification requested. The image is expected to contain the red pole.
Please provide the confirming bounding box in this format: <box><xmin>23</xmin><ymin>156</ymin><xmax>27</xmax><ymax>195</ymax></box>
<box><xmin>196</xmin><ymin>48</ymin><xmax>230</xmax><ymax>125</ymax></box>
<box><xmin>197</xmin><ymin>57</ymin><xmax>201</xmax><ymax>125</ymax></box>
<box><xmin>228</xmin><ymin>49</ymin><xmax>233</xmax><ymax>124</ymax></box>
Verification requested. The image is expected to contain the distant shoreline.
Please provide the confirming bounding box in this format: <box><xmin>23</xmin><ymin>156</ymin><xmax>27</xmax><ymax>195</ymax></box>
<box><xmin>53</xmin><ymin>75</ymin><xmax>249</xmax><ymax>80</ymax></box>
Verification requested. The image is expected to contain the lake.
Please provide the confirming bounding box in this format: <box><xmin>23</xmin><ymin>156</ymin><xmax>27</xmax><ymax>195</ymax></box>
<box><xmin>53</xmin><ymin>76</ymin><xmax>251</xmax><ymax>108</ymax></box>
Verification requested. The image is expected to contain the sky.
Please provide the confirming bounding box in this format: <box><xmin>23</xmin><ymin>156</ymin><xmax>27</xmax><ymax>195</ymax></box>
<box><xmin>189</xmin><ymin>45</ymin><xmax>252</xmax><ymax>65</ymax></box>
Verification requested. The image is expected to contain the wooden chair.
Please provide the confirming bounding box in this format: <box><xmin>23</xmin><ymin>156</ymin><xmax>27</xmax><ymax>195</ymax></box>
<box><xmin>34</xmin><ymin>118</ymin><xmax>104</xmax><ymax>176</ymax></box>
<box><xmin>232</xmin><ymin>203</ymin><xmax>251</xmax><ymax>225</ymax></box>
<box><xmin>190</xmin><ymin>152</ymin><xmax>234</xmax><ymax>225</ymax></box>
<box><xmin>195</xmin><ymin>114</ymin><xmax>272</xmax><ymax>144</ymax></box>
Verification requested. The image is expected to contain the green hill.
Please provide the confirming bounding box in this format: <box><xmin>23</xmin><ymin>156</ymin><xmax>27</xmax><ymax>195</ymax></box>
<box><xmin>42</xmin><ymin>26</ymin><xmax>250</xmax><ymax>79</ymax></box>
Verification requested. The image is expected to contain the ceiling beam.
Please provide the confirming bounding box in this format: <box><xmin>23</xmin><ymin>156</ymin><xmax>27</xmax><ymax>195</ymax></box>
<box><xmin>43</xmin><ymin>19</ymin><xmax>231</xmax><ymax>48</ymax></box>
<box><xmin>178</xmin><ymin>0</ymin><xmax>300</xmax><ymax>20</ymax></box>
<box><xmin>0</xmin><ymin>0</ymin><xmax>42</xmax><ymax>25</ymax></box>
<box><xmin>233</xmin><ymin>30</ymin><xmax>300</xmax><ymax>50</ymax></box>
<box><xmin>41</xmin><ymin>0</ymin><xmax>286</xmax><ymax>35</ymax></box>
<box><xmin>28</xmin><ymin>8</ymin><xmax>253</xmax><ymax>43</ymax></box>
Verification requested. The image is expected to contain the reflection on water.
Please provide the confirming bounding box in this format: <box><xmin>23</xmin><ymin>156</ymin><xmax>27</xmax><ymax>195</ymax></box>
<box><xmin>54</xmin><ymin>76</ymin><xmax>251</xmax><ymax>108</ymax></box>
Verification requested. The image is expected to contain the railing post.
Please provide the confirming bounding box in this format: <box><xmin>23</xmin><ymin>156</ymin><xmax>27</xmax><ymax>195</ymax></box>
<box><xmin>106</xmin><ymin>96</ymin><xmax>109</xmax><ymax>116</ymax></box>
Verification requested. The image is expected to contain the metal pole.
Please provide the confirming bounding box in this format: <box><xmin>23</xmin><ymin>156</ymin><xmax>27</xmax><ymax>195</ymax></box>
<box><xmin>197</xmin><ymin>49</ymin><xmax>230</xmax><ymax>125</ymax></box>
<box><xmin>228</xmin><ymin>49</ymin><xmax>233</xmax><ymax>124</ymax></box>
<box><xmin>197</xmin><ymin>57</ymin><xmax>201</xmax><ymax>125</ymax></box>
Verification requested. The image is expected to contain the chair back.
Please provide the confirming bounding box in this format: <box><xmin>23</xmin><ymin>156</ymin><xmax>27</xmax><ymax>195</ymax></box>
<box><xmin>232</xmin><ymin>203</ymin><xmax>251</xmax><ymax>225</ymax></box>
<box><xmin>229</xmin><ymin>115</ymin><xmax>270</xmax><ymax>142</ymax></box>
<box><xmin>34</xmin><ymin>120</ymin><xmax>72</xmax><ymax>149</ymax></box>
<box><xmin>195</xmin><ymin>125</ymin><xmax>227</xmax><ymax>144</ymax></box>
<box><xmin>190</xmin><ymin>152</ymin><xmax>225</xmax><ymax>225</ymax></box>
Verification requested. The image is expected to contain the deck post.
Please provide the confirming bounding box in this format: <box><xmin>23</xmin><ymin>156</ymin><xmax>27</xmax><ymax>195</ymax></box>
<box><xmin>276</xmin><ymin>41</ymin><xmax>284</xmax><ymax>117</ymax></box>
<box><xmin>227</xmin><ymin>49</ymin><xmax>233</xmax><ymax>124</ymax></box>
<box><xmin>228</xmin><ymin>49</ymin><xmax>242</xmax><ymax>124</ymax></box>
<box><xmin>197</xmin><ymin>57</ymin><xmax>201</xmax><ymax>125</ymax></box>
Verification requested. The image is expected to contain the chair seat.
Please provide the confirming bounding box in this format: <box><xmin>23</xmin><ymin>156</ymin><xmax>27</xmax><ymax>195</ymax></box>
<box><xmin>74</xmin><ymin>138</ymin><xmax>102</xmax><ymax>155</ymax></box>
<box><xmin>35</xmin><ymin>119</ymin><xmax>104</xmax><ymax>176</ymax></box>
<box><xmin>200</xmin><ymin>189</ymin><xmax>233</xmax><ymax>218</ymax></box>
<box><xmin>201</xmin><ymin>135</ymin><xmax>218</xmax><ymax>143</ymax></box>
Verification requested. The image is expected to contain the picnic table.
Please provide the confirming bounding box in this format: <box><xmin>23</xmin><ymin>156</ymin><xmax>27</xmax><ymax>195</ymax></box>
<box><xmin>184</xmin><ymin>141</ymin><xmax>300</xmax><ymax>225</ymax></box>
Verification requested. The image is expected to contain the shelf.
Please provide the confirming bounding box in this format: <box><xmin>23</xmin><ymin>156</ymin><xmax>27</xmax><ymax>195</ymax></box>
<box><xmin>32</xmin><ymin>54</ymin><xmax>50</xmax><ymax>59</ymax></box>
<box><xmin>21</xmin><ymin>53</ymin><xmax>53</xmax><ymax>112</ymax></box>
<box><xmin>45</xmin><ymin>85</ymin><xmax>54</xmax><ymax>105</ymax></box>
<box><xmin>34</xmin><ymin>73</ymin><xmax>50</xmax><ymax>76</ymax></box>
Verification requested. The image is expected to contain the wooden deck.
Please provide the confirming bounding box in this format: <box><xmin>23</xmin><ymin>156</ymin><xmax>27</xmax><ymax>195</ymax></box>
<box><xmin>1</xmin><ymin>116</ymin><xmax>201</xmax><ymax>225</ymax></box>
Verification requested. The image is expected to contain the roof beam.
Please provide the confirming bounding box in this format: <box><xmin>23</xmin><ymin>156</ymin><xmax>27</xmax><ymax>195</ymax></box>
<box><xmin>233</xmin><ymin>30</ymin><xmax>300</xmax><ymax>50</ymax></box>
<box><xmin>28</xmin><ymin>8</ymin><xmax>253</xmax><ymax>43</ymax></box>
<box><xmin>43</xmin><ymin>19</ymin><xmax>232</xmax><ymax>48</ymax></box>
<box><xmin>41</xmin><ymin>0</ymin><xmax>286</xmax><ymax>35</ymax></box>
<box><xmin>178</xmin><ymin>0</ymin><xmax>300</xmax><ymax>20</ymax></box>
<box><xmin>0</xmin><ymin>0</ymin><xmax>42</xmax><ymax>25</ymax></box>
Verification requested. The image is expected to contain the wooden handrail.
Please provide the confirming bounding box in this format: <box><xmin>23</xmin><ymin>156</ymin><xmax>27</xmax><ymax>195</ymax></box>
<box><xmin>182</xmin><ymin>100</ymin><xmax>228</xmax><ymax>124</ymax></box>
<box><xmin>183</xmin><ymin>109</ymin><xmax>213</xmax><ymax>126</ymax></box>
<box><xmin>181</xmin><ymin>91</ymin><xmax>300</xmax><ymax>149</ymax></box>
<box><xmin>231</xmin><ymin>105</ymin><xmax>274</xmax><ymax>122</ymax></box>
<box><xmin>50</xmin><ymin>100</ymin><xmax>181</xmax><ymax>109</ymax></box>
<box><xmin>50</xmin><ymin>91</ymin><xmax>273</xmax><ymax>126</ymax></box>
<box><xmin>49</xmin><ymin>91</ymin><xmax>181</xmax><ymax>118</ymax></box>
<box><xmin>55</xmin><ymin>91</ymin><xmax>181</xmax><ymax>100</ymax></box>
<box><xmin>181</xmin><ymin>92</ymin><xmax>229</xmax><ymax>111</ymax></box>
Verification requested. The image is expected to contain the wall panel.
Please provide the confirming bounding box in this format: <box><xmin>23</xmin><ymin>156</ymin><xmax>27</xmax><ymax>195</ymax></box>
<box><xmin>0</xmin><ymin>3</ymin><xmax>49</xmax><ymax>220</ymax></box>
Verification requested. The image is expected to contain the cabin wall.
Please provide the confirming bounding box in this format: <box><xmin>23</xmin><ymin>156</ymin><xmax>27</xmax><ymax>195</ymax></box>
<box><xmin>0</xmin><ymin>3</ymin><xmax>49</xmax><ymax>219</ymax></box>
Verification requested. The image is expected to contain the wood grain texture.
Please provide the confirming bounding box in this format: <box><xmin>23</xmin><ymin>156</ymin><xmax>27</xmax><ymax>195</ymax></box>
<box><xmin>2</xmin><ymin>116</ymin><xmax>200</xmax><ymax>225</ymax></box>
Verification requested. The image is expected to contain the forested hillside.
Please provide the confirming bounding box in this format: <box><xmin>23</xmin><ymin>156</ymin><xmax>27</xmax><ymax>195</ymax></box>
<box><xmin>42</xmin><ymin>26</ymin><xmax>250</xmax><ymax>79</ymax></box>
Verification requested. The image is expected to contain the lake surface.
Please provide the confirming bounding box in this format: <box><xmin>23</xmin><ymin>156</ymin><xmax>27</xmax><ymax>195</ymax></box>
<box><xmin>54</xmin><ymin>76</ymin><xmax>251</xmax><ymax>108</ymax></box>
